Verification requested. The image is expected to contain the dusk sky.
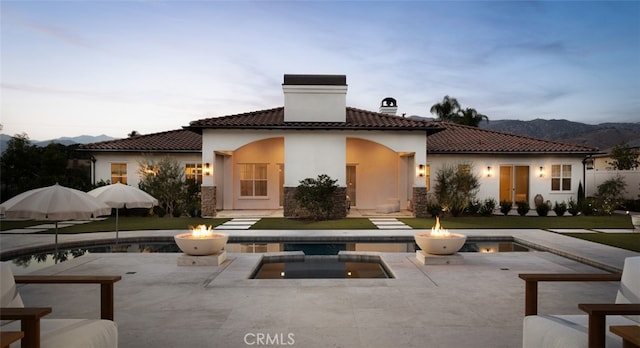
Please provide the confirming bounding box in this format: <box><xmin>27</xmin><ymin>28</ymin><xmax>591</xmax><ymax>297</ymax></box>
<box><xmin>1</xmin><ymin>1</ymin><xmax>639</xmax><ymax>141</ymax></box>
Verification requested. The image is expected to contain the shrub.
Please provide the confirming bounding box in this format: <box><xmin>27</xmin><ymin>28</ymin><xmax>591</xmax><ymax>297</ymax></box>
<box><xmin>553</xmin><ymin>201</ymin><xmax>567</xmax><ymax>217</ymax></box>
<box><xmin>466</xmin><ymin>199</ymin><xmax>481</xmax><ymax>215</ymax></box>
<box><xmin>434</xmin><ymin>163</ymin><xmax>480</xmax><ymax>217</ymax></box>
<box><xmin>294</xmin><ymin>174</ymin><xmax>338</xmax><ymax>220</ymax></box>
<box><xmin>536</xmin><ymin>202</ymin><xmax>550</xmax><ymax>216</ymax></box>
<box><xmin>595</xmin><ymin>175</ymin><xmax>627</xmax><ymax>215</ymax></box>
<box><xmin>567</xmin><ymin>197</ymin><xmax>580</xmax><ymax>216</ymax></box>
<box><xmin>499</xmin><ymin>200</ymin><xmax>513</xmax><ymax>216</ymax></box>
<box><xmin>479</xmin><ymin>198</ymin><xmax>496</xmax><ymax>216</ymax></box>
<box><xmin>516</xmin><ymin>201</ymin><xmax>530</xmax><ymax>216</ymax></box>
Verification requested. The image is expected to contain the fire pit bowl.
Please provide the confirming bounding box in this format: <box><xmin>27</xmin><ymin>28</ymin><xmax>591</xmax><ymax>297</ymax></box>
<box><xmin>414</xmin><ymin>217</ymin><xmax>467</xmax><ymax>255</ymax></box>
<box><xmin>174</xmin><ymin>225</ymin><xmax>228</xmax><ymax>256</ymax></box>
<box><xmin>414</xmin><ymin>232</ymin><xmax>467</xmax><ymax>255</ymax></box>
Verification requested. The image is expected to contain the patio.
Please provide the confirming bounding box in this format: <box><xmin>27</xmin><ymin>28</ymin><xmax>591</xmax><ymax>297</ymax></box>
<box><xmin>4</xmin><ymin>228</ymin><xmax>638</xmax><ymax>347</ymax></box>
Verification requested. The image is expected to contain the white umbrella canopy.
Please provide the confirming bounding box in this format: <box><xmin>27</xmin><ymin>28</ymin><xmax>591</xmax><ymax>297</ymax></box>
<box><xmin>1</xmin><ymin>183</ymin><xmax>112</xmax><ymax>220</ymax></box>
<box><xmin>87</xmin><ymin>183</ymin><xmax>158</xmax><ymax>243</ymax></box>
<box><xmin>87</xmin><ymin>182</ymin><xmax>158</xmax><ymax>209</ymax></box>
<box><xmin>0</xmin><ymin>183</ymin><xmax>112</xmax><ymax>255</ymax></box>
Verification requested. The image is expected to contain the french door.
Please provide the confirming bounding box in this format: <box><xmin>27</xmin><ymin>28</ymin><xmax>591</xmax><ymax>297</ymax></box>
<box><xmin>499</xmin><ymin>165</ymin><xmax>529</xmax><ymax>204</ymax></box>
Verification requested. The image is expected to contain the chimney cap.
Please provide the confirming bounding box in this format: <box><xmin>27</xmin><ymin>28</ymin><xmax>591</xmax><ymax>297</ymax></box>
<box><xmin>381</xmin><ymin>97</ymin><xmax>397</xmax><ymax>107</ymax></box>
<box><xmin>283</xmin><ymin>74</ymin><xmax>346</xmax><ymax>86</ymax></box>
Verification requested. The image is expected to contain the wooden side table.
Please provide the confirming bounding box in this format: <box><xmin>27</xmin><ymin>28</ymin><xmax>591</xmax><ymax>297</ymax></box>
<box><xmin>610</xmin><ymin>325</ymin><xmax>640</xmax><ymax>348</ymax></box>
<box><xmin>1</xmin><ymin>331</ymin><xmax>24</xmax><ymax>348</ymax></box>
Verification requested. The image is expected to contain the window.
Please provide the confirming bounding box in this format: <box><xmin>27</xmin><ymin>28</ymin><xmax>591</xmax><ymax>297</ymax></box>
<box><xmin>185</xmin><ymin>163</ymin><xmax>203</xmax><ymax>184</ymax></box>
<box><xmin>239</xmin><ymin>163</ymin><xmax>267</xmax><ymax>197</ymax></box>
<box><xmin>551</xmin><ymin>164</ymin><xmax>571</xmax><ymax>191</ymax></box>
<box><xmin>111</xmin><ymin>163</ymin><xmax>127</xmax><ymax>184</ymax></box>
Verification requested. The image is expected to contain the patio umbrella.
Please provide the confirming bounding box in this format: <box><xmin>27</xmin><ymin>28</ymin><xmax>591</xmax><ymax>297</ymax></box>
<box><xmin>87</xmin><ymin>182</ymin><xmax>158</xmax><ymax>243</ymax></box>
<box><xmin>0</xmin><ymin>183</ymin><xmax>112</xmax><ymax>253</ymax></box>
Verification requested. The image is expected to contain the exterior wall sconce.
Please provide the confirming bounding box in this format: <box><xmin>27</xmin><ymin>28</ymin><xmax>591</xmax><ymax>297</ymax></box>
<box><xmin>582</xmin><ymin>156</ymin><xmax>594</xmax><ymax>170</ymax></box>
<box><xmin>486</xmin><ymin>166</ymin><xmax>492</xmax><ymax>177</ymax></box>
<box><xmin>417</xmin><ymin>164</ymin><xmax>426</xmax><ymax>177</ymax></box>
<box><xmin>538</xmin><ymin>166</ymin><xmax>544</xmax><ymax>178</ymax></box>
<box><xmin>204</xmin><ymin>163</ymin><xmax>211</xmax><ymax>176</ymax></box>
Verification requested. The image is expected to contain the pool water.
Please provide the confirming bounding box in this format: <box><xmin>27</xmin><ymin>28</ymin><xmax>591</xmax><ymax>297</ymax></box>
<box><xmin>251</xmin><ymin>255</ymin><xmax>392</xmax><ymax>279</ymax></box>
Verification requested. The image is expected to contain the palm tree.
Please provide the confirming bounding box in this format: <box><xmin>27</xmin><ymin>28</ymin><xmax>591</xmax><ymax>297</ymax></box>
<box><xmin>458</xmin><ymin>108</ymin><xmax>489</xmax><ymax>127</ymax></box>
<box><xmin>430</xmin><ymin>96</ymin><xmax>461</xmax><ymax>122</ymax></box>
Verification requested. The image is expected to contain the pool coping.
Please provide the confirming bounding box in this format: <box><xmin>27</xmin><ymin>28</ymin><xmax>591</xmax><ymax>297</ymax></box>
<box><xmin>1</xmin><ymin>228</ymin><xmax>638</xmax><ymax>273</ymax></box>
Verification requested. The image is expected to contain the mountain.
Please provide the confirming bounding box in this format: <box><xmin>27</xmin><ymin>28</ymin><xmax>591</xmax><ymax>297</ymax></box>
<box><xmin>0</xmin><ymin>134</ymin><xmax>116</xmax><ymax>154</ymax></box>
<box><xmin>478</xmin><ymin>119</ymin><xmax>640</xmax><ymax>150</ymax></box>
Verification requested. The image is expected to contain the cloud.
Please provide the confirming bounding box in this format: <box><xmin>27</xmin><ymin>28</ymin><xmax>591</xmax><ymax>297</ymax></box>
<box><xmin>21</xmin><ymin>20</ymin><xmax>91</xmax><ymax>48</ymax></box>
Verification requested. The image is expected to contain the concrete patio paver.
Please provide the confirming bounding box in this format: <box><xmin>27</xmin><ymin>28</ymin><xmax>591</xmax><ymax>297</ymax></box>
<box><xmin>1</xmin><ymin>227</ymin><xmax>638</xmax><ymax>347</ymax></box>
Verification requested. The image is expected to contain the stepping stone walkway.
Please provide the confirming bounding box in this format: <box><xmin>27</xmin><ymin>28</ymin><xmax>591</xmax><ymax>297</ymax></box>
<box><xmin>214</xmin><ymin>218</ymin><xmax>261</xmax><ymax>230</ymax></box>
<box><xmin>369</xmin><ymin>218</ymin><xmax>412</xmax><ymax>229</ymax></box>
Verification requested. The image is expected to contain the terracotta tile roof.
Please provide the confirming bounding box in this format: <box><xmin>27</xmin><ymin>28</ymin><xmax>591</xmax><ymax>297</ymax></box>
<box><xmin>427</xmin><ymin>122</ymin><xmax>598</xmax><ymax>154</ymax></box>
<box><xmin>188</xmin><ymin>107</ymin><xmax>443</xmax><ymax>132</ymax></box>
<box><xmin>80</xmin><ymin>129</ymin><xmax>201</xmax><ymax>152</ymax></box>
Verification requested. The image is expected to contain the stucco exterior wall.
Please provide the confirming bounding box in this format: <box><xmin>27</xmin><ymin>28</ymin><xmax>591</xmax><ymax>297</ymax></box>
<box><xmin>201</xmin><ymin>128</ymin><xmax>427</xmax><ymax>211</ymax></box>
<box><xmin>92</xmin><ymin>152</ymin><xmax>202</xmax><ymax>187</ymax></box>
<box><xmin>427</xmin><ymin>154</ymin><xmax>587</xmax><ymax>206</ymax></box>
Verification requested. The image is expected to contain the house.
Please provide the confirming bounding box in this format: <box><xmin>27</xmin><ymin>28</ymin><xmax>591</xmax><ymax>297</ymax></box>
<box><xmin>83</xmin><ymin>129</ymin><xmax>202</xmax><ymax>186</ymax></box>
<box><xmin>81</xmin><ymin>74</ymin><xmax>599</xmax><ymax>217</ymax></box>
<box><xmin>426</xmin><ymin>122</ymin><xmax>598</xmax><ymax>206</ymax></box>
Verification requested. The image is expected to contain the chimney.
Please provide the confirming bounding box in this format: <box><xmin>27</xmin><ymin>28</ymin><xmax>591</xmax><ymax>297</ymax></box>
<box><xmin>283</xmin><ymin>74</ymin><xmax>347</xmax><ymax>122</ymax></box>
<box><xmin>379</xmin><ymin>97</ymin><xmax>398</xmax><ymax>115</ymax></box>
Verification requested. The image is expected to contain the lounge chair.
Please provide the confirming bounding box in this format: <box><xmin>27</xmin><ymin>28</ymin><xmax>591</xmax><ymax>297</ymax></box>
<box><xmin>519</xmin><ymin>256</ymin><xmax>640</xmax><ymax>348</ymax></box>
<box><xmin>0</xmin><ymin>262</ymin><xmax>121</xmax><ymax>348</ymax></box>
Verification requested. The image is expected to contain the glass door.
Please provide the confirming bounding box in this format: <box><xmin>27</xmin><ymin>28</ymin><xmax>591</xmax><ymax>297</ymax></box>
<box><xmin>346</xmin><ymin>165</ymin><xmax>356</xmax><ymax>206</ymax></box>
<box><xmin>500</xmin><ymin>165</ymin><xmax>529</xmax><ymax>203</ymax></box>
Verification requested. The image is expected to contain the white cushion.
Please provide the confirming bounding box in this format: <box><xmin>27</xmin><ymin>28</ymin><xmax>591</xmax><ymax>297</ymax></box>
<box><xmin>0</xmin><ymin>262</ymin><xmax>23</xmax><ymax>308</ymax></box>
<box><xmin>3</xmin><ymin>318</ymin><xmax>118</xmax><ymax>348</ymax></box>
<box><xmin>615</xmin><ymin>256</ymin><xmax>640</xmax><ymax>323</ymax></box>
<box><xmin>523</xmin><ymin>314</ymin><xmax>634</xmax><ymax>348</ymax></box>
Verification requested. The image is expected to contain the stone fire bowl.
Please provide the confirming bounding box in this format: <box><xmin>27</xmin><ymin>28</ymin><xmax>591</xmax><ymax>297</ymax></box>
<box><xmin>174</xmin><ymin>232</ymin><xmax>228</xmax><ymax>256</ymax></box>
<box><xmin>414</xmin><ymin>232</ymin><xmax>467</xmax><ymax>255</ymax></box>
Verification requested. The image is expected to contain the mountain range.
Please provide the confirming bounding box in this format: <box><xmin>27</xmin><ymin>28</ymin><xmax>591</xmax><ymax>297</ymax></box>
<box><xmin>0</xmin><ymin>134</ymin><xmax>116</xmax><ymax>153</ymax></box>
<box><xmin>478</xmin><ymin>119</ymin><xmax>640</xmax><ymax>151</ymax></box>
<box><xmin>1</xmin><ymin>119</ymin><xmax>639</xmax><ymax>154</ymax></box>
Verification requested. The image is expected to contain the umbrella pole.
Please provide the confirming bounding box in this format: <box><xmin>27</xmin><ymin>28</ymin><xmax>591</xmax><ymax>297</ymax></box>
<box><xmin>115</xmin><ymin>208</ymin><xmax>120</xmax><ymax>246</ymax></box>
<box><xmin>55</xmin><ymin>221</ymin><xmax>59</xmax><ymax>264</ymax></box>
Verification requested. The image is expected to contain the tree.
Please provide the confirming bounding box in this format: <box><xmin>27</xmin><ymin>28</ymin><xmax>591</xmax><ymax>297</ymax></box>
<box><xmin>608</xmin><ymin>142</ymin><xmax>640</xmax><ymax>170</ymax></box>
<box><xmin>294</xmin><ymin>174</ymin><xmax>338</xmax><ymax>220</ymax></box>
<box><xmin>430</xmin><ymin>96</ymin><xmax>461</xmax><ymax>122</ymax></box>
<box><xmin>434</xmin><ymin>163</ymin><xmax>480</xmax><ymax>217</ymax></box>
<box><xmin>1</xmin><ymin>133</ymin><xmax>40</xmax><ymax>199</ymax></box>
<box><xmin>138</xmin><ymin>156</ymin><xmax>186</xmax><ymax>217</ymax></box>
<box><xmin>458</xmin><ymin>108</ymin><xmax>489</xmax><ymax>127</ymax></box>
<box><xmin>128</xmin><ymin>130</ymin><xmax>141</xmax><ymax>137</ymax></box>
<box><xmin>430</xmin><ymin>96</ymin><xmax>489</xmax><ymax>127</ymax></box>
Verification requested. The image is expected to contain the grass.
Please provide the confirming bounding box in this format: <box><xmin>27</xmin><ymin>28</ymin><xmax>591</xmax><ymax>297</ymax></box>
<box><xmin>1</xmin><ymin>214</ymin><xmax>637</xmax><ymax>252</ymax></box>
<box><xmin>0</xmin><ymin>217</ymin><xmax>231</xmax><ymax>234</ymax></box>
<box><xmin>399</xmin><ymin>215</ymin><xmax>634</xmax><ymax>229</ymax></box>
<box><xmin>0</xmin><ymin>215</ymin><xmax>634</xmax><ymax>233</ymax></box>
<box><xmin>251</xmin><ymin>218</ymin><xmax>376</xmax><ymax>229</ymax></box>
<box><xmin>563</xmin><ymin>233</ymin><xmax>640</xmax><ymax>252</ymax></box>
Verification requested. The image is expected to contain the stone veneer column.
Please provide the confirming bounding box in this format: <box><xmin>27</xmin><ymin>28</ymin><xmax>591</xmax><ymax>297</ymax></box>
<box><xmin>201</xmin><ymin>186</ymin><xmax>217</xmax><ymax>217</ymax></box>
<box><xmin>412</xmin><ymin>187</ymin><xmax>429</xmax><ymax>218</ymax></box>
<box><xmin>283</xmin><ymin>186</ymin><xmax>347</xmax><ymax>219</ymax></box>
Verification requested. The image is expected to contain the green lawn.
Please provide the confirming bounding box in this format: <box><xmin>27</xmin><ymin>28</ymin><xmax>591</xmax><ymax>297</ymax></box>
<box><xmin>399</xmin><ymin>215</ymin><xmax>634</xmax><ymax>229</ymax></box>
<box><xmin>0</xmin><ymin>217</ymin><xmax>231</xmax><ymax>234</ymax></box>
<box><xmin>563</xmin><ymin>233</ymin><xmax>640</xmax><ymax>252</ymax></box>
<box><xmin>1</xmin><ymin>214</ymin><xmax>637</xmax><ymax>252</ymax></box>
